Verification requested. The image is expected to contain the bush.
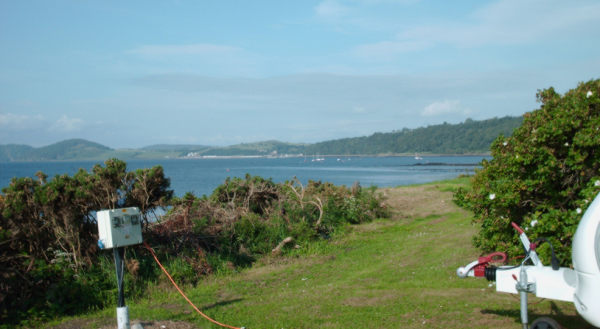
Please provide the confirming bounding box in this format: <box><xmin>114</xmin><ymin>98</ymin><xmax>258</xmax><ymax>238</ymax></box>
<box><xmin>0</xmin><ymin>159</ymin><xmax>172</xmax><ymax>325</ymax></box>
<box><xmin>454</xmin><ymin>79</ymin><xmax>600</xmax><ymax>265</ymax></box>
<box><xmin>154</xmin><ymin>175</ymin><xmax>390</xmax><ymax>273</ymax></box>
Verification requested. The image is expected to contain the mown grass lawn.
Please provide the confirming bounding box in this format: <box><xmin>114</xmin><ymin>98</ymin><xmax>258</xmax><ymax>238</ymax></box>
<box><xmin>49</xmin><ymin>178</ymin><xmax>590</xmax><ymax>329</ymax></box>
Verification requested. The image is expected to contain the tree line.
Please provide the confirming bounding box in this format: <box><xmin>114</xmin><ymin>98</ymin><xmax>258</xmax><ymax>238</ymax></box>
<box><xmin>304</xmin><ymin>116</ymin><xmax>522</xmax><ymax>155</ymax></box>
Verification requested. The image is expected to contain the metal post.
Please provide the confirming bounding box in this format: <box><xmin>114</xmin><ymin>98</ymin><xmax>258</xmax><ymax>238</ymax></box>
<box><xmin>113</xmin><ymin>247</ymin><xmax>130</xmax><ymax>329</ymax></box>
<box><xmin>518</xmin><ymin>266</ymin><xmax>528</xmax><ymax>329</ymax></box>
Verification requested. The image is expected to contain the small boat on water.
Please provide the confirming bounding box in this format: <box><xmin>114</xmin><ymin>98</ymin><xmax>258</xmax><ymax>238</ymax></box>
<box><xmin>414</xmin><ymin>154</ymin><xmax>423</xmax><ymax>160</ymax></box>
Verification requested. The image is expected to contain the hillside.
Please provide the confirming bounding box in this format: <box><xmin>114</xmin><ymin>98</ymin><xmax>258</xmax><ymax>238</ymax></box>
<box><xmin>191</xmin><ymin>140</ymin><xmax>307</xmax><ymax>157</ymax></box>
<box><xmin>141</xmin><ymin>144</ymin><xmax>211</xmax><ymax>153</ymax></box>
<box><xmin>0</xmin><ymin>144</ymin><xmax>35</xmax><ymax>162</ymax></box>
<box><xmin>0</xmin><ymin>139</ymin><xmax>112</xmax><ymax>161</ymax></box>
<box><xmin>0</xmin><ymin>116</ymin><xmax>522</xmax><ymax>161</ymax></box>
<box><xmin>305</xmin><ymin>116</ymin><xmax>522</xmax><ymax>155</ymax></box>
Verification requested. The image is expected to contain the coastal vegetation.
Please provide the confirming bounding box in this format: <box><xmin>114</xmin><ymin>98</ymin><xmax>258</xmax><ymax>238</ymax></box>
<box><xmin>0</xmin><ymin>116</ymin><xmax>522</xmax><ymax>162</ymax></box>
<box><xmin>0</xmin><ymin>161</ymin><xmax>387</xmax><ymax>326</ymax></box>
<box><xmin>0</xmin><ymin>159</ymin><xmax>172</xmax><ymax>324</ymax></box>
<box><xmin>43</xmin><ymin>179</ymin><xmax>588</xmax><ymax>328</ymax></box>
<box><xmin>455</xmin><ymin>79</ymin><xmax>600</xmax><ymax>266</ymax></box>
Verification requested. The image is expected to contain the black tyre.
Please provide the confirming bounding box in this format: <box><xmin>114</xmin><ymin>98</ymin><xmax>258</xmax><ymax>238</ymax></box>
<box><xmin>530</xmin><ymin>317</ymin><xmax>562</xmax><ymax>329</ymax></box>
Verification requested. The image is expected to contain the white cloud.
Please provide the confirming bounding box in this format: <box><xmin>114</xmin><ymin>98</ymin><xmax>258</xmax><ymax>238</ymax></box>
<box><xmin>51</xmin><ymin>115</ymin><xmax>84</xmax><ymax>132</ymax></box>
<box><xmin>422</xmin><ymin>100</ymin><xmax>465</xmax><ymax>117</ymax></box>
<box><xmin>128</xmin><ymin>43</ymin><xmax>241</xmax><ymax>57</ymax></box>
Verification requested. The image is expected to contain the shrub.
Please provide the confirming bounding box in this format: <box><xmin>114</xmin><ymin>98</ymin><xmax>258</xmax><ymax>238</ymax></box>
<box><xmin>0</xmin><ymin>159</ymin><xmax>173</xmax><ymax>324</ymax></box>
<box><xmin>155</xmin><ymin>175</ymin><xmax>390</xmax><ymax>273</ymax></box>
<box><xmin>454</xmin><ymin>79</ymin><xmax>600</xmax><ymax>265</ymax></box>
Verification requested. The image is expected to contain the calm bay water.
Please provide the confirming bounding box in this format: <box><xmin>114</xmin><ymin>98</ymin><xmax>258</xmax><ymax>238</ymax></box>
<box><xmin>0</xmin><ymin>156</ymin><xmax>486</xmax><ymax>197</ymax></box>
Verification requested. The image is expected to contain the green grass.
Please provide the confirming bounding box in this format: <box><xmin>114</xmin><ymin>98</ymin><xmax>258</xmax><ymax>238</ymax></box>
<box><xmin>47</xmin><ymin>178</ymin><xmax>590</xmax><ymax>329</ymax></box>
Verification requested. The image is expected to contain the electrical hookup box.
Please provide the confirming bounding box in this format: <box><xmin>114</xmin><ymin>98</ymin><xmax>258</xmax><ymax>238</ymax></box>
<box><xmin>97</xmin><ymin>207</ymin><xmax>143</xmax><ymax>249</ymax></box>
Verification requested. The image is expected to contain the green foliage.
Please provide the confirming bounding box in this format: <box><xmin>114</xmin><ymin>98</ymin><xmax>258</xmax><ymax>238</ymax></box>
<box><xmin>454</xmin><ymin>80</ymin><xmax>600</xmax><ymax>265</ymax></box>
<box><xmin>233</xmin><ymin>213</ymin><xmax>286</xmax><ymax>255</ymax></box>
<box><xmin>0</xmin><ymin>159</ymin><xmax>172</xmax><ymax>324</ymax></box>
<box><xmin>210</xmin><ymin>174</ymin><xmax>280</xmax><ymax>215</ymax></box>
<box><xmin>125</xmin><ymin>166</ymin><xmax>173</xmax><ymax>226</ymax></box>
<box><xmin>151</xmin><ymin>175</ymin><xmax>389</xmax><ymax>278</ymax></box>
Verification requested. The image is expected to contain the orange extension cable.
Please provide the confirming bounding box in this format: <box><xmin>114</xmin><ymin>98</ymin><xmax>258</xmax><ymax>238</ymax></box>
<box><xmin>143</xmin><ymin>242</ymin><xmax>245</xmax><ymax>329</ymax></box>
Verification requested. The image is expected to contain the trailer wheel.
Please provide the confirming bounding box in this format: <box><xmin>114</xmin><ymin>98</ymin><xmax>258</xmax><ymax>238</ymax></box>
<box><xmin>530</xmin><ymin>317</ymin><xmax>562</xmax><ymax>329</ymax></box>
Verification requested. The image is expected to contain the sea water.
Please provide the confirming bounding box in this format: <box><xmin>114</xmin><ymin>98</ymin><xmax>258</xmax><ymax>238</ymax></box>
<box><xmin>0</xmin><ymin>156</ymin><xmax>487</xmax><ymax>197</ymax></box>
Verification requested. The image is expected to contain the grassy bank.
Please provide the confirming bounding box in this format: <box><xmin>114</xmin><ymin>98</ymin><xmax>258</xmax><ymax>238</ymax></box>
<box><xmin>47</xmin><ymin>178</ymin><xmax>589</xmax><ymax>329</ymax></box>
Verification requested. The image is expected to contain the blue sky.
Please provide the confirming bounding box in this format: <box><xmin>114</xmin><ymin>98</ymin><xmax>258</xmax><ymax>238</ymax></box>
<box><xmin>1</xmin><ymin>0</ymin><xmax>599</xmax><ymax>148</ymax></box>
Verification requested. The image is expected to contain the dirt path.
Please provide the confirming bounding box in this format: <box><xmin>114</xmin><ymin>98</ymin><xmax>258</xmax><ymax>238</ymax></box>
<box><xmin>379</xmin><ymin>184</ymin><xmax>459</xmax><ymax>220</ymax></box>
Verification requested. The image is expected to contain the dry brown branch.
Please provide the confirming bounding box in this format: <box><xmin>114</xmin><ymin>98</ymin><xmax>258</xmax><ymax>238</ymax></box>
<box><xmin>271</xmin><ymin>236</ymin><xmax>294</xmax><ymax>255</ymax></box>
<box><xmin>308</xmin><ymin>197</ymin><xmax>324</xmax><ymax>227</ymax></box>
<box><xmin>288</xmin><ymin>177</ymin><xmax>305</xmax><ymax>201</ymax></box>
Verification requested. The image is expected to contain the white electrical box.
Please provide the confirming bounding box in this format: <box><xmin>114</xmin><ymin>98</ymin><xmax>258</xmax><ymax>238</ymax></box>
<box><xmin>97</xmin><ymin>207</ymin><xmax>143</xmax><ymax>249</ymax></box>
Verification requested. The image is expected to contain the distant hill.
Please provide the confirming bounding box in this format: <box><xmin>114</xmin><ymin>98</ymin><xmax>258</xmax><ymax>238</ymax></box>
<box><xmin>195</xmin><ymin>140</ymin><xmax>307</xmax><ymax>157</ymax></box>
<box><xmin>0</xmin><ymin>144</ymin><xmax>35</xmax><ymax>162</ymax></box>
<box><xmin>35</xmin><ymin>139</ymin><xmax>112</xmax><ymax>160</ymax></box>
<box><xmin>0</xmin><ymin>116</ymin><xmax>523</xmax><ymax>162</ymax></box>
<box><xmin>141</xmin><ymin>144</ymin><xmax>211</xmax><ymax>152</ymax></box>
<box><xmin>0</xmin><ymin>139</ymin><xmax>112</xmax><ymax>161</ymax></box>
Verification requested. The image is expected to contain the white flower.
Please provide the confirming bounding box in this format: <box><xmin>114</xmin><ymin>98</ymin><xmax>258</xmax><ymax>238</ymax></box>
<box><xmin>587</xmin><ymin>91</ymin><xmax>593</xmax><ymax>98</ymax></box>
<box><xmin>516</xmin><ymin>155</ymin><xmax>519</xmax><ymax>159</ymax></box>
<box><xmin>584</xmin><ymin>199</ymin><xmax>589</xmax><ymax>204</ymax></box>
<box><xmin>531</xmin><ymin>220</ymin><xmax>538</xmax><ymax>227</ymax></box>
<box><xmin>503</xmin><ymin>141</ymin><xmax>508</xmax><ymax>146</ymax></box>
<box><xmin>595</xmin><ymin>180</ymin><xmax>600</xmax><ymax>187</ymax></box>
<box><xmin>564</xmin><ymin>142</ymin><xmax>569</xmax><ymax>146</ymax></box>
<box><xmin>489</xmin><ymin>193</ymin><xmax>496</xmax><ymax>200</ymax></box>
<box><xmin>576</xmin><ymin>208</ymin><xmax>582</xmax><ymax>214</ymax></box>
